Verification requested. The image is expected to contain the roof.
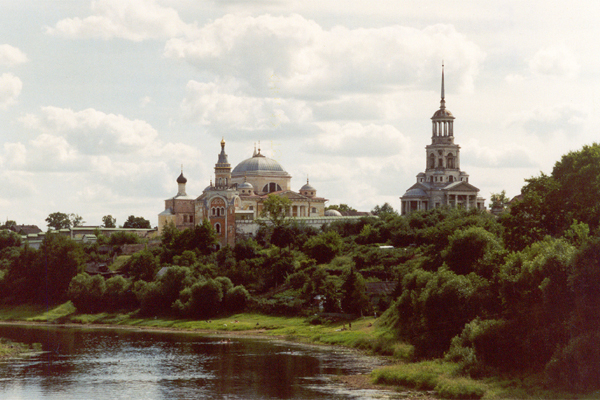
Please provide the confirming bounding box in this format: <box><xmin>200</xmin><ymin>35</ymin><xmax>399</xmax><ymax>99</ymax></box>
<box><xmin>365</xmin><ymin>281</ymin><xmax>397</xmax><ymax>296</ymax></box>
<box><xmin>10</xmin><ymin>225</ymin><xmax>42</xmax><ymax>235</ymax></box>
<box><xmin>176</xmin><ymin>172</ymin><xmax>187</xmax><ymax>184</ymax></box>
<box><xmin>324</xmin><ymin>209</ymin><xmax>342</xmax><ymax>217</ymax></box>
<box><xmin>232</xmin><ymin>154</ymin><xmax>290</xmax><ymax>177</ymax></box>
<box><xmin>443</xmin><ymin>181</ymin><xmax>480</xmax><ymax>192</ymax></box>
<box><xmin>432</xmin><ymin>108</ymin><xmax>454</xmax><ymax>119</ymax></box>
<box><xmin>403</xmin><ymin>188</ymin><xmax>428</xmax><ymax>198</ymax></box>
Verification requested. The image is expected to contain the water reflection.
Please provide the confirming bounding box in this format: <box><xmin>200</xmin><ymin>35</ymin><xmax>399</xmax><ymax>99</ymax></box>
<box><xmin>0</xmin><ymin>324</ymin><xmax>397</xmax><ymax>399</ymax></box>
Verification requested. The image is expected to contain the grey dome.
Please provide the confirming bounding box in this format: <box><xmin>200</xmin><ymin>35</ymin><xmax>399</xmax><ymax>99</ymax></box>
<box><xmin>325</xmin><ymin>209</ymin><xmax>342</xmax><ymax>217</ymax></box>
<box><xmin>404</xmin><ymin>188</ymin><xmax>428</xmax><ymax>198</ymax></box>
<box><xmin>238</xmin><ymin>181</ymin><xmax>254</xmax><ymax>189</ymax></box>
<box><xmin>432</xmin><ymin>108</ymin><xmax>454</xmax><ymax>119</ymax></box>
<box><xmin>232</xmin><ymin>154</ymin><xmax>288</xmax><ymax>175</ymax></box>
<box><xmin>301</xmin><ymin>183</ymin><xmax>316</xmax><ymax>191</ymax></box>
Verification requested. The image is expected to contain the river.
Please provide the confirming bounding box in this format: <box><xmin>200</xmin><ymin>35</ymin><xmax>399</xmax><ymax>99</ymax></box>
<box><xmin>0</xmin><ymin>323</ymin><xmax>407</xmax><ymax>399</ymax></box>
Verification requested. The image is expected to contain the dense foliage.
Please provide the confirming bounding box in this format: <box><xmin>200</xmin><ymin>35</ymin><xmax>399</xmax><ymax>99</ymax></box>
<box><xmin>1</xmin><ymin>143</ymin><xmax>600</xmax><ymax>393</ymax></box>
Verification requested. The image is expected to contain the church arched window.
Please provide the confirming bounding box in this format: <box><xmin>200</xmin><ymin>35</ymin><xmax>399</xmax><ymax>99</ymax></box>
<box><xmin>447</xmin><ymin>153</ymin><xmax>454</xmax><ymax>169</ymax></box>
<box><xmin>215</xmin><ymin>223</ymin><xmax>221</xmax><ymax>234</ymax></box>
<box><xmin>262</xmin><ymin>182</ymin><xmax>282</xmax><ymax>193</ymax></box>
<box><xmin>429</xmin><ymin>154</ymin><xmax>435</xmax><ymax>169</ymax></box>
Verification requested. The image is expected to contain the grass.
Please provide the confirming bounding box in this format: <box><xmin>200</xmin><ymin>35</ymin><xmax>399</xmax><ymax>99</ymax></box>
<box><xmin>0</xmin><ymin>338</ymin><xmax>42</xmax><ymax>359</ymax></box>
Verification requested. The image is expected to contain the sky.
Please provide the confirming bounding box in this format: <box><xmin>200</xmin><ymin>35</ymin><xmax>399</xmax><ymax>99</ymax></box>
<box><xmin>0</xmin><ymin>0</ymin><xmax>598</xmax><ymax>229</ymax></box>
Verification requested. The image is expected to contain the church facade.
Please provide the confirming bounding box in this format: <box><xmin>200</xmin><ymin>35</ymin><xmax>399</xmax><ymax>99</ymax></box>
<box><xmin>159</xmin><ymin>139</ymin><xmax>328</xmax><ymax>248</ymax></box>
<box><xmin>400</xmin><ymin>67</ymin><xmax>485</xmax><ymax>215</ymax></box>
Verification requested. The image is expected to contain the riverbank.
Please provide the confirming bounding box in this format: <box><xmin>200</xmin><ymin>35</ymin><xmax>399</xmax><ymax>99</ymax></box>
<box><xmin>0</xmin><ymin>302</ymin><xmax>589</xmax><ymax>399</ymax></box>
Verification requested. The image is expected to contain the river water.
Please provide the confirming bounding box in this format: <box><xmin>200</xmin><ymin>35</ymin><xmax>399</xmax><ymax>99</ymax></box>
<box><xmin>0</xmin><ymin>324</ymin><xmax>405</xmax><ymax>399</ymax></box>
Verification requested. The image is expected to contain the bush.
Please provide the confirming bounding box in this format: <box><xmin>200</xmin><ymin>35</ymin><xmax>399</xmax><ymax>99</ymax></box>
<box><xmin>174</xmin><ymin>278</ymin><xmax>223</xmax><ymax>318</ymax></box>
<box><xmin>446</xmin><ymin>318</ymin><xmax>514</xmax><ymax>376</ymax></box>
<box><xmin>546</xmin><ymin>331</ymin><xmax>600</xmax><ymax>392</ymax></box>
<box><xmin>68</xmin><ymin>273</ymin><xmax>106</xmax><ymax>313</ymax></box>
<box><xmin>224</xmin><ymin>285</ymin><xmax>250</xmax><ymax>312</ymax></box>
<box><xmin>303</xmin><ymin>230</ymin><xmax>343</xmax><ymax>264</ymax></box>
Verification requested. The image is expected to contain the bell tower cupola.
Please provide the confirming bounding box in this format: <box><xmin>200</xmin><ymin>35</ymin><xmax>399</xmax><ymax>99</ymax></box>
<box><xmin>431</xmin><ymin>64</ymin><xmax>455</xmax><ymax>145</ymax></box>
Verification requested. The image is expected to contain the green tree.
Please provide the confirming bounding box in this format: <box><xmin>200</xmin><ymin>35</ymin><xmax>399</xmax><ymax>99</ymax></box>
<box><xmin>121</xmin><ymin>250</ymin><xmax>159</xmax><ymax>281</ymax></box>
<box><xmin>303</xmin><ymin>230</ymin><xmax>343</xmax><ymax>264</ymax></box>
<box><xmin>39</xmin><ymin>234</ymin><xmax>86</xmax><ymax>303</ymax></box>
<box><xmin>123</xmin><ymin>215</ymin><xmax>151</xmax><ymax>229</ymax></box>
<box><xmin>68</xmin><ymin>272</ymin><xmax>106</xmax><ymax>313</ymax></box>
<box><xmin>46</xmin><ymin>212</ymin><xmax>72</xmax><ymax>230</ymax></box>
<box><xmin>371</xmin><ymin>202</ymin><xmax>397</xmax><ymax>216</ymax></box>
<box><xmin>441</xmin><ymin>226</ymin><xmax>505</xmax><ymax>278</ymax></box>
<box><xmin>102</xmin><ymin>215</ymin><xmax>116</xmax><ymax>228</ymax></box>
<box><xmin>502</xmin><ymin>143</ymin><xmax>600</xmax><ymax>250</ymax></box>
<box><xmin>0</xmin><ymin>220</ymin><xmax>16</xmax><ymax>230</ymax></box>
<box><xmin>340</xmin><ymin>267</ymin><xmax>370</xmax><ymax>315</ymax></box>
<box><xmin>0</xmin><ymin>230</ymin><xmax>22</xmax><ymax>250</ymax></box>
<box><xmin>489</xmin><ymin>190</ymin><xmax>509</xmax><ymax>212</ymax></box>
<box><xmin>174</xmin><ymin>278</ymin><xmax>224</xmax><ymax>318</ymax></box>
<box><xmin>326</xmin><ymin>204</ymin><xmax>357</xmax><ymax>214</ymax></box>
<box><xmin>260</xmin><ymin>194</ymin><xmax>292</xmax><ymax>228</ymax></box>
<box><xmin>70</xmin><ymin>213</ymin><xmax>85</xmax><ymax>227</ymax></box>
<box><xmin>173</xmin><ymin>220</ymin><xmax>218</xmax><ymax>255</ymax></box>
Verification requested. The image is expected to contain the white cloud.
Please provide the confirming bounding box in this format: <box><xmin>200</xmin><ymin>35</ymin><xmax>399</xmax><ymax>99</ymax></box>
<box><xmin>509</xmin><ymin>104</ymin><xmax>587</xmax><ymax>138</ymax></box>
<box><xmin>181</xmin><ymin>79</ymin><xmax>312</xmax><ymax>129</ymax></box>
<box><xmin>463</xmin><ymin>139</ymin><xmax>537</xmax><ymax>169</ymax></box>
<box><xmin>2</xmin><ymin>142</ymin><xmax>27</xmax><ymax>168</ymax></box>
<box><xmin>165</xmin><ymin>15</ymin><xmax>484</xmax><ymax>98</ymax></box>
<box><xmin>529</xmin><ymin>43</ymin><xmax>579</xmax><ymax>79</ymax></box>
<box><xmin>307</xmin><ymin>122</ymin><xmax>410</xmax><ymax>158</ymax></box>
<box><xmin>0</xmin><ymin>44</ymin><xmax>28</xmax><ymax>66</ymax></box>
<box><xmin>0</xmin><ymin>73</ymin><xmax>22</xmax><ymax>108</ymax></box>
<box><xmin>46</xmin><ymin>0</ymin><xmax>195</xmax><ymax>41</ymax></box>
<box><xmin>21</xmin><ymin>107</ymin><xmax>158</xmax><ymax>155</ymax></box>
<box><xmin>11</xmin><ymin>106</ymin><xmax>203</xmax><ymax>203</ymax></box>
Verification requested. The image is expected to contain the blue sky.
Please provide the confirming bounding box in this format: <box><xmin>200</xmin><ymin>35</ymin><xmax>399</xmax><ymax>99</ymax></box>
<box><xmin>0</xmin><ymin>0</ymin><xmax>597</xmax><ymax>228</ymax></box>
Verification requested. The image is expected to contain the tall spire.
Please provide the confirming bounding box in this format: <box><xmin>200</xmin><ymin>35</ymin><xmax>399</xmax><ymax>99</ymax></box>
<box><xmin>440</xmin><ymin>62</ymin><xmax>446</xmax><ymax>110</ymax></box>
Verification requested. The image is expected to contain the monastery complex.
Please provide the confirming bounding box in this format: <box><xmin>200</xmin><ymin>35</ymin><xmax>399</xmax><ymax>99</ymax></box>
<box><xmin>159</xmin><ymin>67</ymin><xmax>486</xmax><ymax>247</ymax></box>
<box><xmin>158</xmin><ymin>141</ymin><xmax>333</xmax><ymax>247</ymax></box>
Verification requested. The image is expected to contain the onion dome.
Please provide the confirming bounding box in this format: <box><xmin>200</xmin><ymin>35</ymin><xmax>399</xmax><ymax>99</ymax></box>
<box><xmin>177</xmin><ymin>172</ymin><xmax>187</xmax><ymax>184</ymax></box>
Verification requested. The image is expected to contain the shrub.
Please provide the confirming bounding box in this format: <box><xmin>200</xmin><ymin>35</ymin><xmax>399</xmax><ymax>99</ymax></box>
<box><xmin>224</xmin><ymin>285</ymin><xmax>250</xmax><ymax>312</ymax></box>
<box><xmin>546</xmin><ymin>331</ymin><xmax>600</xmax><ymax>392</ymax></box>
<box><xmin>68</xmin><ymin>273</ymin><xmax>106</xmax><ymax>313</ymax></box>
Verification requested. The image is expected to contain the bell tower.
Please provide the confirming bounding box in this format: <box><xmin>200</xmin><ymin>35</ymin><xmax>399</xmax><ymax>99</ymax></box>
<box><xmin>214</xmin><ymin>138</ymin><xmax>232</xmax><ymax>189</ymax></box>
<box><xmin>425</xmin><ymin>64</ymin><xmax>461</xmax><ymax>185</ymax></box>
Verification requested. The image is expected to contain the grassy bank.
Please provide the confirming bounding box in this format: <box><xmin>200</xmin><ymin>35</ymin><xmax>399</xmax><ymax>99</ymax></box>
<box><xmin>0</xmin><ymin>302</ymin><xmax>594</xmax><ymax>399</ymax></box>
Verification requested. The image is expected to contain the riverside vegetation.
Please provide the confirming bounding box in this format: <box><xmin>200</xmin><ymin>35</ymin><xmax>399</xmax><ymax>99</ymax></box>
<box><xmin>3</xmin><ymin>143</ymin><xmax>600</xmax><ymax>399</ymax></box>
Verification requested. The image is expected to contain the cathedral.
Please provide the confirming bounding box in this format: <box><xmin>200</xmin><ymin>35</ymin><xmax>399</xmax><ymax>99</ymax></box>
<box><xmin>159</xmin><ymin>140</ymin><xmax>328</xmax><ymax>247</ymax></box>
<box><xmin>400</xmin><ymin>67</ymin><xmax>485</xmax><ymax>214</ymax></box>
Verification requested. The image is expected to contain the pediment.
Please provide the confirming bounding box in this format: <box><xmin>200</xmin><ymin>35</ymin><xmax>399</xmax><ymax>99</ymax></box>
<box><xmin>443</xmin><ymin>181</ymin><xmax>480</xmax><ymax>192</ymax></box>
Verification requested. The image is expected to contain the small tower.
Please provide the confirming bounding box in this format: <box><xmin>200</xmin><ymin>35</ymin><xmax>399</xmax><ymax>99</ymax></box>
<box><xmin>214</xmin><ymin>138</ymin><xmax>231</xmax><ymax>189</ymax></box>
<box><xmin>300</xmin><ymin>178</ymin><xmax>316</xmax><ymax>198</ymax></box>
